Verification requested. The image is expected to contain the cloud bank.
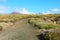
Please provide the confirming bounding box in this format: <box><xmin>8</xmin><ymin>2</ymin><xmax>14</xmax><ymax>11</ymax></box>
<box><xmin>50</xmin><ymin>9</ymin><xmax>60</xmax><ymax>12</ymax></box>
<box><xmin>14</xmin><ymin>8</ymin><xmax>35</xmax><ymax>14</ymax></box>
<box><xmin>0</xmin><ymin>6</ymin><xmax>35</xmax><ymax>14</ymax></box>
<box><xmin>0</xmin><ymin>5</ymin><xmax>60</xmax><ymax>14</ymax></box>
<box><xmin>42</xmin><ymin>8</ymin><xmax>60</xmax><ymax>14</ymax></box>
<box><xmin>0</xmin><ymin>5</ymin><xmax>10</xmax><ymax>13</ymax></box>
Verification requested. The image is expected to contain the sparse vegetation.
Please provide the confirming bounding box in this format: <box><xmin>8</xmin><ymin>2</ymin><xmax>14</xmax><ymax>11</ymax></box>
<box><xmin>37</xmin><ymin>29</ymin><xmax>60</xmax><ymax>40</ymax></box>
<box><xmin>0</xmin><ymin>14</ymin><xmax>60</xmax><ymax>40</ymax></box>
<box><xmin>28</xmin><ymin>14</ymin><xmax>60</xmax><ymax>29</ymax></box>
<box><xmin>0</xmin><ymin>26</ymin><xmax>2</xmax><ymax>31</ymax></box>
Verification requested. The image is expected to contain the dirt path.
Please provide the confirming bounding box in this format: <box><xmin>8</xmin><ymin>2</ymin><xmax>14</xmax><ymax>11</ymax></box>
<box><xmin>0</xmin><ymin>19</ymin><xmax>39</xmax><ymax>40</ymax></box>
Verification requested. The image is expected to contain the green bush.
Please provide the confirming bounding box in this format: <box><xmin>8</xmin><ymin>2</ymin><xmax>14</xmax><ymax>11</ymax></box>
<box><xmin>0</xmin><ymin>26</ymin><xmax>2</xmax><ymax>31</ymax></box>
<box><xmin>32</xmin><ymin>23</ymin><xmax>60</xmax><ymax>29</ymax></box>
<box><xmin>40</xmin><ymin>23</ymin><xmax>55</xmax><ymax>29</ymax></box>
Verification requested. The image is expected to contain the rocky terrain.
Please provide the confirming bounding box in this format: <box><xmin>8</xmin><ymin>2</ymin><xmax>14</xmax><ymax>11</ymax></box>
<box><xmin>0</xmin><ymin>14</ymin><xmax>60</xmax><ymax>40</ymax></box>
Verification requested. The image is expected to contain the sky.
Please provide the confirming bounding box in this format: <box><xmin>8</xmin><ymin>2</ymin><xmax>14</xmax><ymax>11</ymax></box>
<box><xmin>0</xmin><ymin>0</ymin><xmax>60</xmax><ymax>14</ymax></box>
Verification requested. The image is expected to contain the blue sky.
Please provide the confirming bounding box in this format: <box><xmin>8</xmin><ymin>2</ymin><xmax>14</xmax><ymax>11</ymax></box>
<box><xmin>0</xmin><ymin>0</ymin><xmax>60</xmax><ymax>14</ymax></box>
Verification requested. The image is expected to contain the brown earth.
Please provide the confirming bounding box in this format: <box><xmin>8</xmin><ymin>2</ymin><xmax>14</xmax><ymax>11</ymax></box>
<box><xmin>0</xmin><ymin>19</ymin><xmax>39</xmax><ymax>40</ymax></box>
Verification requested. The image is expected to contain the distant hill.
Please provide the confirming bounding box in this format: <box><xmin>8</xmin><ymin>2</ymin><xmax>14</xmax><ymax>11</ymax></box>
<box><xmin>11</xmin><ymin>12</ymin><xmax>21</xmax><ymax>14</ymax></box>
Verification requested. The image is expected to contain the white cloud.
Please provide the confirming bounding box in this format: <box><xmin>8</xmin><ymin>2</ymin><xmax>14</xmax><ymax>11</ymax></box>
<box><xmin>15</xmin><ymin>8</ymin><xmax>35</xmax><ymax>14</ymax></box>
<box><xmin>50</xmin><ymin>9</ymin><xmax>60</xmax><ymax>12</ymax></box>
<box><xmin>0</xmin><ymin>5</ymin><xmax>10</xmax><ymax>13</ymax></box>
<box><xmin>42</xmin><ymin>11</ymin><xmax>51</xmax><ymax>14</ymax></box>
<box><xmin>42</xmin><ymin>8</ymin><xmax>60</xmax><ymax>14</ymax></box>
<box><xmin>20</xmin><ymin>8</ymin><xmax>32</xmax><ymax>14</ymax></box>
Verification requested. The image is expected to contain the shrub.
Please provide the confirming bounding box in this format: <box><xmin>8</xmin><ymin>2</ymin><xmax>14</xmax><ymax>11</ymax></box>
<box><xmin>0</xmin><ymin>26</ymin><xmax>2</xmax><ymax>31</ymax></box>
<box><xmin>40</xmin><ymin>23</ymin><xmax>55</xmax><ymax>29</ymax></box>
<box><xmin>33</xmin><ymin>23</ymin><xmax>60</xmax><ymax>29</ymax></box>
<box><xmin>37</xmin><ymin>29</ymin><xmax>60</xmax><ymax>40</ymax></box>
